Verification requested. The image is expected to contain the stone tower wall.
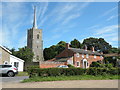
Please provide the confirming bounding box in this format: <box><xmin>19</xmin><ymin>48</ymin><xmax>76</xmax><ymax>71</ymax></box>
<box><xmin>27</xmin><ymin>28</ymin><xmax>43</xmax><ymax>62</ymax></box>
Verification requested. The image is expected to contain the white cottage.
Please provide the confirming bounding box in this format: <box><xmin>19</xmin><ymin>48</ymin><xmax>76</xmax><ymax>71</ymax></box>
<box><xmin>10</xmin><ymin>55</ymin><xmax>24</xmax><ymax>72</ymax></box>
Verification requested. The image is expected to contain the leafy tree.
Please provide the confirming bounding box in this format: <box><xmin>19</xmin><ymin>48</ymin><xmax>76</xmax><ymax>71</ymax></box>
<box><xmin>70</xmin><ymin>39</ymin><xmax>81</xmax><ymax>48</ymax></box>
<box><xmin>82</xmin><ymin>37</ymin><xmax>112</xmax><ymax>53</ymax></box>
<box><xmin>12</xmin><ymin>46</ymin><xmax>34</xmax><ymax>62</ymax></box>
<box><xmin>108</xmin><ymin>47</ymin><xmax>120</xmax><ymax>54</ymax></box>
<box><xmin>43</xmin><ymin>45</ymin><xmax>57</xmax><ymax>60</ymax></box>
<box><xmin>55</xmin><ymin>41</ymin><xmax>66</xmax><ymax>54</ymax></box>
<box><xmin>43</xmin><ymin>41</ymin><xmax>66</xmax><ymax>60</ymax></box>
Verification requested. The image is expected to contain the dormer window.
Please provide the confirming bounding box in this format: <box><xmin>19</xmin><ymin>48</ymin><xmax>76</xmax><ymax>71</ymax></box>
<box><xmin>76</xmin><ymin>53</ymin><xmax>80</xmax><ymax>57</ymax></box>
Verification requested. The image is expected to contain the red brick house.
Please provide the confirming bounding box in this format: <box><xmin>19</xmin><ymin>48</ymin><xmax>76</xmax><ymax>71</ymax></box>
<box><xmin>40</xmin><ymin>43</ymin><xmax>104</xmax><ymax>68</ymax></box>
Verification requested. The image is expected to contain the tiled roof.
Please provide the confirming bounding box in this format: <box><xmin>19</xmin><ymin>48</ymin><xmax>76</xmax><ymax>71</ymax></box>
<box><xmin>55</xmin><ymin>57</ymin><xmax>70</xmax><ymax>62</ymax></box>
<box><xmin>69</xmin><ymin>48</ymin><xmax>102</xmax><ymax>56</ymax></box>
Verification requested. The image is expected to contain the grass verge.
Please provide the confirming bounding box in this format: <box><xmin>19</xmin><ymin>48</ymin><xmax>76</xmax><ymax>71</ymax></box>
<box><xmin>16</xmin><ymin>72</ymin><xmax>29</xmax><ymax>76</ymax></box>
<box><xmin>21</xmin><ymin>75</ymin><xmax>119</xmax><ymax>83</ymax></box>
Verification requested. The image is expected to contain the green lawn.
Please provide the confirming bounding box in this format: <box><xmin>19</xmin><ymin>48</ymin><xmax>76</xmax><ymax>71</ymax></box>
<box><xmin>21</xmin><ymin>75</ymin><xmax>119</xmax><ymax>83</ymax></box>
<box><xmin>16</xmin><ymin>72</ymin><xmax>29</xmax><ymax>76</ymax></box>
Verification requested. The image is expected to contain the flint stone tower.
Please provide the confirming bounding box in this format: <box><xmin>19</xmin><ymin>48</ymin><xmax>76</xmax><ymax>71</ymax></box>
<box><xmin>27</xmin><ymin>6</ymin><xmax>43</xmax><ymax>62</ymax></box>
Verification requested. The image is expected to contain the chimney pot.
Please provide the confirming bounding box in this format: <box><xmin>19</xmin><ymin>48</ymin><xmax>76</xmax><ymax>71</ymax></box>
<box><xmin>92</xmin><ymin>46</ymin><xmax>95</xmax><ymax>52</ymax></box>
<box><xmin>85</xmin><ymin>45</ymin><xmax>87</xmax><ymax>51</ymax></box>
<box><xmin>66</xmin><ymin>43</ymin><xmax>70</xmax><ymax>49</ymax></box>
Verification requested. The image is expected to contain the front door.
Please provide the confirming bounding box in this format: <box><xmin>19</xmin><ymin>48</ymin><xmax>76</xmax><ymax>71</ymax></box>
<box><xmin>84</xmin><ymin>61</ymin><xmax>87</xmax><ymax>68</ymax></box>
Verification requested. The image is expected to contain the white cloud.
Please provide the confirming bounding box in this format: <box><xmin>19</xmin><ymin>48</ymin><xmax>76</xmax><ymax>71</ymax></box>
<box><xmin>102</xmin><ymin>6</ymin><xmax>117</xmax><ymax>17</ymax></box>
<box><xmin>39</xmin><ymin>2</ymin><xmax>90</xmax><ymax>27</ymax></box>
<box><xmin>92</xmin><ymin>24</ymin><xmax>118</xmax><ymax>47</ymax></box>
<box><xmin>62</xmin><ymin>13</ymin><xmax>81</xmax><ymax>25</ymax></box>
<box><xmin>95</xmin><ymin>25</ymin><xmax>118</xmax><ymax>35</ymax></box>
<box><xmin>106</xmin><ymin>15</ymin><xmax>118</xmax><ymax>21</ymax></box>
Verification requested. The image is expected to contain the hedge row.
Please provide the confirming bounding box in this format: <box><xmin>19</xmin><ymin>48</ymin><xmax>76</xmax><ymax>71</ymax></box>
<box><xmin>27</xmin><ymin>67</ymin><xmax>120</xmax><ymax>78</ymax></box>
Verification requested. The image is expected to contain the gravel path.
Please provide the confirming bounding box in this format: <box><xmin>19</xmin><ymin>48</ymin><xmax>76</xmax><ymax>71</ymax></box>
<box><xmin>2</xmin><ymin>80</ymin><xmax>118</xmax><ymax>88</ymax></box>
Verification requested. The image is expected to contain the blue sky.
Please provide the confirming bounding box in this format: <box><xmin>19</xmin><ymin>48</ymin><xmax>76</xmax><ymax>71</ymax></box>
<box><xmin>0</xmin><ymin>2</ymin><xmax>118</xmax><ymax>50</ymax></box>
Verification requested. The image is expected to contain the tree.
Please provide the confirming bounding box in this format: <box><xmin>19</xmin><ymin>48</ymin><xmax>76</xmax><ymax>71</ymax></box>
<box><xmin>12</xmin><ymin>46</ymin><xmax>34</xmax><ymax>62</ymax></box>
<box><xmin>109</xmin><ymin>47</ymin><xmax>120</xmax><ymax>54</ymax></box>
<box><xmin>43</xmin><ymin>41</ymin><xmax>66</xmax><ymax>60</ymax></box>
<box><xmin>55</xmin><ymin>41</ymin><xmax>66</xmax><ymax>54</ymax></box>
<box><xmin>82</xmin><ymin>37</ymin><xmax>112</xmax><ymax>53</ymax></box>
<box><xmin>43</xmin><ymin>45</ymin><xmax>57</xmax><ymax>60</ymax></box>
<box><xmin>70</xmin><ymin>39</ymin><xmax>81</xmax><ymax>48</ymax></box>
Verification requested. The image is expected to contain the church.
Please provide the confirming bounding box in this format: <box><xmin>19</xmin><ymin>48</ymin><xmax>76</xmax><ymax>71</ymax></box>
<box><xmin>27</xmin><ymin>6</ymin><xmax>43</xmax><ymax>62</ymax></box>
<box><xmin>27</xmin><ymin>6</ymin><xmax>104</xmax><ymax>68</ymax></box>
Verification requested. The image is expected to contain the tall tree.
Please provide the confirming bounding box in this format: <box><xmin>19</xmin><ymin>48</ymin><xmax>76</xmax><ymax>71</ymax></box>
<box><xmin>43</xmin><ymin>41</ymin><xmax>66</xmax><ymax>60</ymax></box>
<box><xmin>82</xmin><ymin>37</ymin><xmax>112</xmax><ymax>53</ymax></box>
<box><xmin>12</xmin><ymin>46</ymin><xmax>34</xmax><ymax>62</ymax></box>
<box><xmin>70</xmin><ymin>39</ymin><xmax>81</xmax><ymax>48</ymax></box>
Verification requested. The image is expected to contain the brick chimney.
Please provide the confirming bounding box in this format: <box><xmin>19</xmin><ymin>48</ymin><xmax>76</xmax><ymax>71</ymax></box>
<box><xmin>66</xmin><ymin>43</ymin><xmax>70</xmax><ymax>49</ymax></box>
<box><xmin>85</xmin><ymin>45</ymin><xmax>87</xmax><ymax>51</ymax></box>
<box><xmin>92</xmin><ymin>46</ymin><xmax>95</xmax><ymax>52</ymax></box>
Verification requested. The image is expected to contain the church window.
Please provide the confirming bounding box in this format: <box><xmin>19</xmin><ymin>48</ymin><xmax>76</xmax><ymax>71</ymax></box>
<box><xmin>37</xmin><ymin>55</ymin><xmax>39</xmax><ymax>60</ymax></box>
<box><xmin>37</xmin><ymin>34</ymin><xmax>39</xmax><ymax>39</ymax></box>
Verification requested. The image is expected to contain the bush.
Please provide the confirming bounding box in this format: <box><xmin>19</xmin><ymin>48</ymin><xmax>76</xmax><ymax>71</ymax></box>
<box><xmin>90</xmin><ymin>62</ymin><xmax>101</xmax><ymax>67</ymax></box>
<box><xmin>27</xmin><ymin>67</ymin><xmax>119</xmax><ymax>78</ymax></box>
<box><xmin>28</xmin><ymin>68</ymin><xmax>86</xmax><ymax>77</ymax></box>
<box><xmin>67</xmin><ymin>64</ymin><xmax>75</xmax><ymax>68</ymax></box>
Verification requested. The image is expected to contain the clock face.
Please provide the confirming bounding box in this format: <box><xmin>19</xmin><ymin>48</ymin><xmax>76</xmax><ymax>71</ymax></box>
<box><xmin>76</xmin><ymin>53</ymin><xmax>80</xmax><ymax>57</ymax></box>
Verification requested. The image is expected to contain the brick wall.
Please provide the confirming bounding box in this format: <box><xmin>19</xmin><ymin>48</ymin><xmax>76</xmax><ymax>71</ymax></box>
<box><xmin>73</xmin><ymin>53</ymin><xmax>103</xmax><ymax>68</ymax></box>
<box><xmin>40</xmin><ymin>61</ymin><xmax>67</xmax><ymax>68</ymax></box>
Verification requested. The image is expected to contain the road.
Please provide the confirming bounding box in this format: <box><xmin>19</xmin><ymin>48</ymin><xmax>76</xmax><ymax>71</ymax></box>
<box><xmin>1</xmin><ymin>80</ymin><xmax>119</xmax><ymax>88</ymax></box>
<box><xmin>0</xmin><ymin>76</ymin><xmax>118</xmax><ymax>88</ymax></box>
<box><xmin>0</xmin><ymin>76</ymin><xmax>29</xmax><ymax>83</ymax></box>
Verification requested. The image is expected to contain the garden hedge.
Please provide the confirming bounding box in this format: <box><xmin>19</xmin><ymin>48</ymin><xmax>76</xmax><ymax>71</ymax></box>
<box><xmin>27</xmin><ymin>67</ymin><xmax>120</xmax><ymax>78</ymax></box>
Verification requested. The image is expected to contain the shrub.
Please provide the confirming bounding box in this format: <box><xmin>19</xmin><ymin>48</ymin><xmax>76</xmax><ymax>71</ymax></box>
<box><xmin>90</xmin><ymin>62</ymin><xmax>101</xmax><ymax>67</ymax></box>
<box><xmin>67</xmin><ymin>64</ymin><xmax>75</xmax><ymax>68</ymax></box>
<box><xmin>27</xmin><ymin>67</ymin><xmax>119</xmax><ymax>78</ymax></box>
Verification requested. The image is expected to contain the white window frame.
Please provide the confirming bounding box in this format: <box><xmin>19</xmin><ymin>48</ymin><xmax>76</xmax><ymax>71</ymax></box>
<box><xmin>100</xmin><ymin>56</ymin><xmax>103</xmax><ymax>59</ymax></box>
<box><xmin>82</xmin><ymin>54</ymin><xmax>84</xmax><ymax>58</ymax></box>
<box><xmin>86</xmin><ymin>54</ymin><xmax>89</xmax><ymax>58</ymax></box>
<box><xmin>76</xmin><ymin>53</ymin><xmax>80</xmax><ymax>57</ymax></box>
<box><xmin>94</xmin><ymin>55</ymin><xmax>96</xmax><ymax>58</ymax></box>
<box><xmin>14</xmin><ymin>62</ymin><xmax>19</xmax><ymax>68</ymax></box>
<box><xmin>4</xmin><ymin>61</ymin><xmax>8</xmax><ymax>64</ymax></box>
<box><xmin>77</xmin><ymin>61</ymin><xmax>80</xmax><ymax>67</ymax></box>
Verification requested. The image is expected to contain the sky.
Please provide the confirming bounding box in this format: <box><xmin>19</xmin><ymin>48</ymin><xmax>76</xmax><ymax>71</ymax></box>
<box><xmin>0</xmin><ymin>2</ymin><xmax>118</xmax><ymax>50</ymax></box>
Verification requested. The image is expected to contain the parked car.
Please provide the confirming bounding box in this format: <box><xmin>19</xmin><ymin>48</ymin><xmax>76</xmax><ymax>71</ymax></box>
<box><xmin>0</xmin><ymin>64</ymin><xmax>18</xmax><ymax>77</ymax></box>
<box><xmin>57</xmin><ymin>65</ymin><xmax>68</xmax><ymax>68</ymax></box>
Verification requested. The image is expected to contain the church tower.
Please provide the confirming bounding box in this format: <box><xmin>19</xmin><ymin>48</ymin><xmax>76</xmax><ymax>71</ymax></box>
<box><xmin>27</xmin><ymin>6</ymin><xmax>43</xmax><ymax>62</ymax></box>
